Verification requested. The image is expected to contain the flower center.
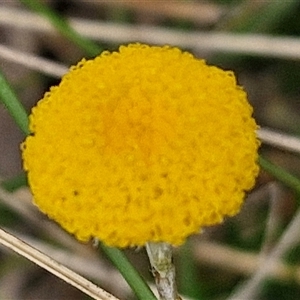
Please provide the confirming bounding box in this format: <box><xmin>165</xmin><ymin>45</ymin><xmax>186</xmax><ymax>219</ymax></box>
<box><xmin>101</xmin><ymin>90</ymin><xmax>178</xmax><ymax>161</ymax></box>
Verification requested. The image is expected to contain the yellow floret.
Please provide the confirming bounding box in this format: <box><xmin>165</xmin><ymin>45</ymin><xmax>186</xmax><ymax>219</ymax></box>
<box><xmin>22</xmin><ymin>43</ymin><xmax>259</xmax><ymax>247</ymax></box>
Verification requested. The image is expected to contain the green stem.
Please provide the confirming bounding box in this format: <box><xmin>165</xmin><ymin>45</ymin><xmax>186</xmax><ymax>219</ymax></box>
<box><xmin>259</xmin><ymin>155</ymin><xmax>300</xmax><ymax>195</ymax></box>
<box><xmin>0</xmin><ymin>70</ymin><xmax>30</xmax><ymax>136</ymax></box>
<box><xmin>19</xmin><ymin>0</ymin><xmax>102</xmax><ymax>57</ymax></box>
<box><xmin>100</xmin><ymin>243</ymin><xmax>157</xmax><ymax>300</ymax></box>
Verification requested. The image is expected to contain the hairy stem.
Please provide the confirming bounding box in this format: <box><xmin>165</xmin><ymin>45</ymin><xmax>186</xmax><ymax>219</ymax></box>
<box><xmin>146</xmin><ymin>242</ymin><xmax>181</xmax><ymax>300</ymax></box>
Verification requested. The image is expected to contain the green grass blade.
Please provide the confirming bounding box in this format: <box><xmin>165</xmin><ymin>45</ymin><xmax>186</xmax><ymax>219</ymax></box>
<box><xmin>19</xmin><ymin>0</ymin><xmax>102</xmax><ymax>57</ymax></box>
<box><xmin>0</xmin><ymin>173</ymin><xmax>28</xmax><ymax>192</ymax></box>
<box><xmin>259</xmin><ymin>155</ymin><xmax>300</xmax><ymax>195</ymax></box>
<box><xmin>0</xmin><ymin>69</ymin><xmax>30</xmax><ymax>136</ymax></box>
<box><xmin>100</xmin><ymin>243</ymin><xmax>157</xmax><ymax>300</ymax></box>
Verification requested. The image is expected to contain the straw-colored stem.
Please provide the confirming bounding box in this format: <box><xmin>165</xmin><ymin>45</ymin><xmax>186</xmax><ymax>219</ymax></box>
<box><xmin>0</xmin><ymin>228</ymin><xmax>118</xmax><ymax>300</ymax></box>
<box><xmin>146</xmin><ymin>242</ymin><xmax>181</xmax><ymax>300</ymax></box>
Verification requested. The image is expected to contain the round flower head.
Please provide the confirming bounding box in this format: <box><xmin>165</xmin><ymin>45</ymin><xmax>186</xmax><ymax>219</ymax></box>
<box><xmin>22</xmin><ymin>43</ymin><xmax>259</xmax><ymax>248</ymax></box>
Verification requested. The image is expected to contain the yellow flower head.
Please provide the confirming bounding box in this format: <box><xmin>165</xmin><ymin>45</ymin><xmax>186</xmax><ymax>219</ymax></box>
<box><xmin>22</xmin><ymin>44</ymin><xmax>259</xmax><ymax>248</ymax></box>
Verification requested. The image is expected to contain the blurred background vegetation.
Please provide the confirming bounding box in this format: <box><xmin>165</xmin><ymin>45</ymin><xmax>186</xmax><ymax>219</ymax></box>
<box><xmin>1</xmin><ymin>0</ymin><xmax>300</xmax><ymax>299</ymax></box>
